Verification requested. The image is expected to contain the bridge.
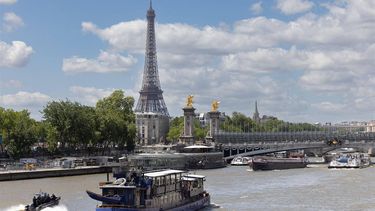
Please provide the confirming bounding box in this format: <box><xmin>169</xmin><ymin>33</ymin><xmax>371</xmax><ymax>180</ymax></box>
<box><xmin>212</xmin><ymin>131</ymin><xmax>375</xmax><ymax>160</ymax></box>
<box><xmin>214</xmin><ymin>131</ymin><xmax>375</xmax><ymax>143</ymax></box>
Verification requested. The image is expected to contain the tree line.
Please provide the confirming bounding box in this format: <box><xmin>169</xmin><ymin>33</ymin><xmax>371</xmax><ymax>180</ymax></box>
<box><xmin>220</xmin><ymin>112</ymin><xmax>321</xmax><ymax>133</ymax></box>
<box><xmin>0</xmin><ymin>90</ymin><xmax>136</xmax><ymax>158</ymax></box>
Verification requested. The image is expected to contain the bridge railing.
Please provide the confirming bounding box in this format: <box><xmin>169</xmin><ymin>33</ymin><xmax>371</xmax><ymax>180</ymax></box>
<box><xmin>214</xmin><ymin>131</ymin><xmax>375</xmax><ymax>144</ymax></box>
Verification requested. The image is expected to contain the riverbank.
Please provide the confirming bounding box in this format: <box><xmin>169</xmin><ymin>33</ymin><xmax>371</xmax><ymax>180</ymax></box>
<box><xmin>0</xmin><ymin>166</ymin><xmax>111</xmax><ymax>181</ymax></box>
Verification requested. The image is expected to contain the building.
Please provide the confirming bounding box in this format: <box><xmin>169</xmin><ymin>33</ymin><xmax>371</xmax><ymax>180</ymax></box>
<box><xmin>322</xmin><ymin>121</ymin><xmax>367</xmax><ymax>132</ymax></box>
<box><xmin>260</xmin><ymin>115</ymin><xmax>277</xmax><ymax>123</ymax></box>
<box><xmin>366</xmin><ymin>121</ymin><xmax>375</xmax><ymax>132</ymax></box>
<box><xmin>135</xmin><ymin>3</ymin><xmax>169</xmax><ymax>145</ymax></box>
<box><xmin>197</xmin><ymin>112</ymin><xmax>226</xmax><ymax>128</ymax></box>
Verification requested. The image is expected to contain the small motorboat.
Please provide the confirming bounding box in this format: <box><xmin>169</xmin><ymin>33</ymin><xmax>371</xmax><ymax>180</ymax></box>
<box><xmin>328</xmin><ymin>153</ymin><xmax>371</xmax><ymax>169</ymax></box>
<box><xmin>230</xmin><ymin>156</ymin><xmax>252</xmax><ymax>166</ymax></box>
<box><xmin>24</xmin><ymin>192</ymin><xmax>60</xmax><ymax>211</ymax></box>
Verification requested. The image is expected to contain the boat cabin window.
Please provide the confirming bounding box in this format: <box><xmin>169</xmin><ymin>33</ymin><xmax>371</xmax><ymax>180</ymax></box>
<box><xmin>170</xmin><ymin>174</ymin><xmax>176</xmax><ymax>184</ymax></box>
<box><xmin>155</xmin><ymin>177</ymin><xmax>165</xmax><ymax>186</ymax></box>
<box><xmin>102</xmin><ymin>188</ymin><xmax>126</xmax><ymax>196</ymax></box>
<box><xmin>176</xmin><ymin>174</ymin><xmax>181</xmax><ymax>183</ymax></box>
<box><xmin>103</xmin><ymin>188</ymin><xmax>114</xmax><ymax>196</ymax></box>
<box><xmin>165</xmin><ymin>175</ymin><xmax>171</xmax><ymax>185</ymax></box>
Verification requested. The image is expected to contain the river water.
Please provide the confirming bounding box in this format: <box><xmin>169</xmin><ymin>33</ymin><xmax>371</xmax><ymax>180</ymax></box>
<box><xmin>1</xmin><ymin>164</ymin><xmax>375</xmax><ymax>211</ymax></box>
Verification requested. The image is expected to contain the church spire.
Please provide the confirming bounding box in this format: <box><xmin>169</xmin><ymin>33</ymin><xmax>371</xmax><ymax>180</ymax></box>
<box><xmin>253</xmin><ymin>101</ymin><xmax>260</xmax><ymax>123</ymax></box>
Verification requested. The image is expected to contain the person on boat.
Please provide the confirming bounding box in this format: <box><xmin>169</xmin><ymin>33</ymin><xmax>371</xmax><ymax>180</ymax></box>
<box><xmin>32</xmin><ymin>196</ymin><xmax>37</xmax><ymax>206</ymax></box>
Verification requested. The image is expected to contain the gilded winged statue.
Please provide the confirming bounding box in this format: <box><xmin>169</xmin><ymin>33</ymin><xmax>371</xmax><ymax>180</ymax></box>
<box><xmin>186</xmin><ymin>95</ymin><xmax>194</xmax><ymax>107</ymax></box>
<box><xmin>211</xmin><ymin>100</ymin><xmax>220</xmax><ymax>112</ymax></box>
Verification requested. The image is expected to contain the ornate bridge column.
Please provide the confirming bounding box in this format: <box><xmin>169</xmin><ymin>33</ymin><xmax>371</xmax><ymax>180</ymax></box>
<box><xmin>179</xmin><ymin>95</ymin><xmax>195</xmax><ymax>145</ymax></box>
<box><xmin>179</xmin><ymin>107</ymin><xmax>196</xmax><ymax>145</ymax></box>
<box><xmin>206</xmin><ymin>100</ymin><xmax>220</xmax><ymax>143</ymax></box>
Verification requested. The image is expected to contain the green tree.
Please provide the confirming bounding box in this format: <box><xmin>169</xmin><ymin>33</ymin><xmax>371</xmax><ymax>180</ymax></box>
<box><xmin>2</xmin><ymin>109</ymin><xmax>38</xmax><ymax>158</ymax></box>
<box><xmin>167</xmin><ymin>116</ymin><xmax>208</xmax><ymax>142</ymax></box>
<box><xmin>42</xmin><ymin>100</ymin><xmax>97</xmax><ymax>150</ymax></box>
<box><xmin>167</xmin><ymin>117</ymin><xmax>184</xmax><ymax>141</ymax></box>
<box><xmin>95</xmin><ymin>90</ymin><xmax>136</xmax><ymax>152</ymax></box>
<box><xmin>221</xmin><ymin>112</ymin><xmax>255</xmax><ymax>132</ymax></box>
<box><xmin>194</xmin><ymin>119</ymin><xmax>208</xmax><ymax>140</ymax></box>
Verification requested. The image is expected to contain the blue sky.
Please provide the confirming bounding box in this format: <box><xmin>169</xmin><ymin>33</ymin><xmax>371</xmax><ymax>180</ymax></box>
<box><xmin>1</xmin><ymin>0</ymin><xmax>375</xmax><ymax>123</ymax></box>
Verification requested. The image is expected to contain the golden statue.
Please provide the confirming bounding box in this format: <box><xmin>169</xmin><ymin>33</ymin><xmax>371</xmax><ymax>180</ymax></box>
<box><xmin>211</xmin><ymin>100</ymin><xmax>220</xmax><ymax>112</ymax></box>
<box><xmin>186</xmin><ymin>95</ymin><xmax>194</xmax><ymax>107</ymax></box>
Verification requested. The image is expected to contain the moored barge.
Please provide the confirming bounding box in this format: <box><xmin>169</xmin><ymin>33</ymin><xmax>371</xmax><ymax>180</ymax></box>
<box><xmin>250</xmin><ymin>156</ymin><xmax>307</xmax><ymax>171</ymax></box>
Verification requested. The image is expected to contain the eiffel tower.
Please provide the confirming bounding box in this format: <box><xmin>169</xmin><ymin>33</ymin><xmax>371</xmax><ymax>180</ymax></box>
<box><xmin>135</xmin><ymin>1</ymin><xmax>169</xmax><ymax>145</ymax></box>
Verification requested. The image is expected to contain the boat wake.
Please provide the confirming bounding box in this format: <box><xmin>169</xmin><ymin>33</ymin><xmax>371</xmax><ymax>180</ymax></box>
<box><xmin>209</xmin><ymin>203</ymin><xmax>222</xmax><ymax>209</ymax></box>
<box><xmin>307</xmin><ymin>164</ymin><xmax>327</xmax><ymax>168</ymax></box>
<box><xmin>4</xmin><ymin>204</ymin><xmax>25</xmax><ymax>211</ymax></box>
<box><xmin>43</xmin><ymin>204</ymin><xmax>68</xmax><ymax>211</ymax></box>
<box><xmin>5</xmin><ymin>204</ymin><xmax>68</xmax><ymax>211</ymax></box>
<box><xmin>329</xmin><ymin>168</ymin><xmax>356</xmax><ymax>171</ymax></box>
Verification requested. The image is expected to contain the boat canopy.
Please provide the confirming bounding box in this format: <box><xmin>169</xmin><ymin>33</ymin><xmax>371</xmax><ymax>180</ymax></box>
<box><xmin>181</xmin><ymin>177</ymin><xmax>197</xmax><ymax>181</ymax></box>
<box><xmin>184</xmin><ymin>174</ymin><xmax>205</xmax><ymax>179</ymax></box>
<box><xmin>144</xmin><ymin>169</ymin><xmax>185</xmax><ymax>177</ymax></box>
<box><xmin>100</xmin><ymin>185</ymin><xmax>136</xmax><ymax>189</ymax></box>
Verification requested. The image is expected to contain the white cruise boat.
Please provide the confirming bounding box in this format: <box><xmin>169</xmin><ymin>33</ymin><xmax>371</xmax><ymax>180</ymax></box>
<box><xmin>230</xmin><ymin>156</ymin><xmax>252</xmax><ymax>166</ymax></box>
<box><xmin>328</xmin><ymin>153</ymin><xmax>371</xmax><ymax>169</ymax></box>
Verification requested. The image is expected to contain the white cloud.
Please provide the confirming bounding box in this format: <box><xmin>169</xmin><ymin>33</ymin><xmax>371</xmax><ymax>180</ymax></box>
<box><xmin>82</xmin><ymin>21</ymin><xmax>146</xmax><ymax>52</ymax></box>
<box><xmin>72</xmin><ymin>1</ymin><xmax>375</xmax><ymax>122</ymax></box>
<box><xmin>221</xmin><ymin>47</ymin><xmax>307</xmax><ymax>73</ymax></box>
<box><xmin>3</xmin><ymin>12</ymin><xmax>24</xmax><ymax>32</ymax></box>
<box><xmin>0</xmin><ymin>91</ymin><xmax>51</xmax><ymax>120</ymax></box>
<box><xmin>0</xmin><ymin>91</ymin><xmax>51</xmax><ymax>107</ymax></box>
<box><xmin>0</xmin><ymin>0</ymin><xmax>17</xmax><ymax>5</ymax></box>
<box><xmin>300</xmin><ymin>70</ymin><xmax>353</xmax><ymax>92</ymax></box>
<box><xmin>276</xmin><ymin>0</ymin><xmax>314</xmax><ymax>15</ymax></box>
<box><xmin>0</xmin><ymin>79</ymin><xmax>22</xmax><ymax>88</ymax></box>
<box><xmin>0</xmin><ymin>41</ymin><xmax>33</xmax><ymax>68</ymax></box>
<box><xmin>311</xmin><ymin>102</ymin><xmax>346</xmax><ymax>113</ymax></box>
<box><xmin>250</xmin><ymin>2</ymin><xmax>263</xmax><ymax>15</ymax></box>
<box><xmin>69</xmin><ymin>86</ymin><xmax>115</xmax><ymax>105</ymax></box>
<box><xmin>69</xmin><ymin>86</ymin><xmax>137</xmax><ymax>105</ymax></box>
<box><xmin>62</xmin><ymin>51</ymin><xmax>137</xmax><ymax>73</ymax></box>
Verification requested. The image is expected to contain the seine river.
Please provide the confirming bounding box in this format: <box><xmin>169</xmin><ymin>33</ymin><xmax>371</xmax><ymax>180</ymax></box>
<box><xmin>1</xmin><ymin>165</ymin><xmax>375</xmax><ymax>211</ymax></box>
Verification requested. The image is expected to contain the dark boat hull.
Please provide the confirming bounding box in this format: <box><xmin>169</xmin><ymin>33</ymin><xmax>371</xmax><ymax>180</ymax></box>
<box><xmin>250</xmin><ymin>157</ymin><xmax>307</xmax><ymax>171</ymax></box>
<box><xmin>87</xmin><ymin>190</ymin><xmax>122</xmax><ymax>204</ymax></box>
<box><xmin>328</xmin><ymin>166</ymin><xmax>361</xmax><ymax>169</ymax></box>
<box><xmin>95</xmin><ymin>195</ymin><xmax>210</xmax><ymax>211</ymax></box>
<box><xmin>25</xmin><ymin>197</ymin><xmax>60</xmax><ymax>211</ymax></box>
